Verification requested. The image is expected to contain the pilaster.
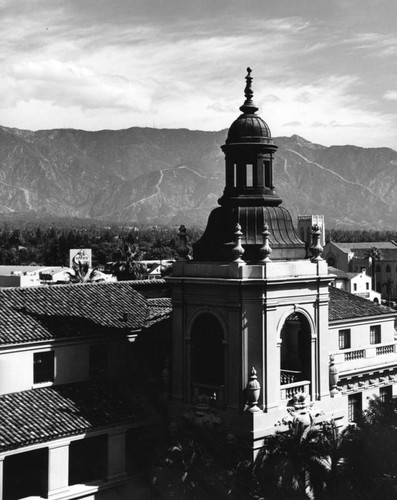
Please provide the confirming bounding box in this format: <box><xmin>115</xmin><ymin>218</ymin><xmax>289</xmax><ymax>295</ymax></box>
<box><xmin>48</xmin><ymin>441</ymin><xmax>70</xmax><ymax>497</ymax></box>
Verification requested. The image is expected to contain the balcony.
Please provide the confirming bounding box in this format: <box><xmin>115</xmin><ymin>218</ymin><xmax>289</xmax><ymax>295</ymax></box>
<box><xmin>192</xmin><ymin>383</ymin><xmax>225</xmax><ymax>408</ymax></box>
<box><xmin>280</xmin><ymin>370</ymin><xmax>310</xmax><ymax>400</ymax></box>
<box><xmin>280</xmin><ymin>380</ymin><xmax>311</xmax><ymax>400</ymax></box>
<box><xmin>332</xmin><ymin>342</ymin><xmax>397</xmax><ymax>375</ymax></box>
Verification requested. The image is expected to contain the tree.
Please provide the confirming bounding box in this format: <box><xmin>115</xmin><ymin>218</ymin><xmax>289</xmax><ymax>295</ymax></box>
<box><xmin>365</xmin><ymin>247</ymin><xmax>383</xmax><ymax>292</ymax></box>
<box><xmin>67</xmin><ymin>254</ymin><xmax>101</xmax><ymax>283</ymax></box>
<box><xmin>349</xmin><ymin>396</ymin><xmax>397</xmax><ymax>499</ymax></box>
<box><xmin>253</xmin><ymin>422</ymin><xmax>332</xmax><ymax>499</ymax></box>
<box><xmin>111</xmin><ymin>242</ymin><xmax>146</xmax><ymax>281</ymax></box>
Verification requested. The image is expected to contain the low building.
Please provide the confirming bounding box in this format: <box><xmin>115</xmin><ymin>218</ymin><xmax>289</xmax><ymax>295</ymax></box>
<box><xmin>329</xmin><ymin>266</ymin><xmax>381</xmax><ymax>302</ymax></box>
<box><xmin>0</xmin><ymin>266</ymin><xmax>74</xmax><ymax>287</ymax></box>
<box><xmin>324</xmin><ymin>241</ymin><xmax>397</xmax><ymax>299</ymax></box>
<box><xmin>0</xmin><ymin>281</ymin><xmax>171</xmax><ymax>500</ymax></box>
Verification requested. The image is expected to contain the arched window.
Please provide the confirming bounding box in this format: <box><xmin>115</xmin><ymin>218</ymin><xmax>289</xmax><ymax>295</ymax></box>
<box><xmin>376</xmin><ymin>264</ymin><xmax>381</xmax><ymax>273</ymax></box>
<box><xmin>280</xmin><ymin>313</ymin><xmax>312</xmax><ymax>400</ymax></box>
<box><xmin>386</xmin><ymin>264</ymin><xmax>391</xmax><ymax>273</ymax></box>
<box><xmin>191</xmin><ymin>314</ymin><xmax>225</xmax><ymax>403</ymax></box>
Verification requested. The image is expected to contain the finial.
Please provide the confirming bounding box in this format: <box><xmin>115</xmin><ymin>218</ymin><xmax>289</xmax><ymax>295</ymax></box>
<box><xmin>310</xmin><ymin>224</ymin><xmax>323</xmax><ymax>262</ymax></box>
<box><xmin>329</xmin><ymin>354</ymin><xmax>341</xmax><ymax>397</ymax></box>
<box><xmin>259</xmin><ymin>223</ymin><xmax>272</xmax><ymax>262</ymax></box>
<box><xmin>176</xmin><ymin>224</ymin><xmax>190</xmax><ymax>260</ymax></box>
<box><xmin>240</xmin><ymin>67</ymin><xmax>258</xmax><ymax>114</ymax></box>
<box><xmin>245</xmin><ymin>367</ymin><xmax>261</xmax><ymax>412</ymax></box>
<box><xmin>231</xmin><ymin>223</ymin><xmax>245</xmax><ymax>263</ymax></box>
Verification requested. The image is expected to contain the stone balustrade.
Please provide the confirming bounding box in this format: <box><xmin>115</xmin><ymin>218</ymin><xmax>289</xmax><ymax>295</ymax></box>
<box><xmin>280</xmin><ymin>380</ymin><xmax>310</xmax><ymax>401</ymax></box>
<box><xmin>332</xmin><ymin>342</ymin><xmax>397</xmax><ymax>374</ymax></box>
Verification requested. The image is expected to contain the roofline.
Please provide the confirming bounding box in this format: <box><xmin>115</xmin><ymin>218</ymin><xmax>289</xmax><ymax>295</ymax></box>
<box><xmin>329</xmin><ymin>312</ymin><xmax>397</xmax><ymax>326</ymax></box>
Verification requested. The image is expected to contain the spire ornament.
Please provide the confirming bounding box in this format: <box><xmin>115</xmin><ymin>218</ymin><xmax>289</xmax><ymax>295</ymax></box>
<box><xmin>245</xmin><ymin>367</ymin><xmax>261</xmax><ymax>412</ymax></box>
<box><xmin>176</xmin><ymin>225</ymin><xmax>190</xmax><ymax>261</ymax></box>
<box><xmin>232</xmin><ymin>223</ymin><xmax>245</xmax><ymax>263</ymax></box>
<box><xmin>240</xmin><ymin>67</ymin><xmax>259</xmax><ymax>114</ymax></box>
<box><xmin>259</xmin><ymin>223</ymin><xmax>272</xmax><ymax>262</ymax></box>
<box><xmin>310</xmin><ymin>224</ymin><xmax>323</xmax><ymax>262</ymax></box>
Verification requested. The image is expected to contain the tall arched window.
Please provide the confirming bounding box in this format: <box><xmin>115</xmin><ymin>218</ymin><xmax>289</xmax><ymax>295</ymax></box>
<box><xmin>191</xmin><ymin>313</ymin><xmax>225</xmax><ymax>404</ymax></box>
<box><xmin>386</xmin><ymin>264</ymin><xmax>391</xmax><ymax>273</ymax></box>
<box><xmin>280</xmin><ymin>313</ymin><xmax>312</xmax><ymax>400</ymax></box>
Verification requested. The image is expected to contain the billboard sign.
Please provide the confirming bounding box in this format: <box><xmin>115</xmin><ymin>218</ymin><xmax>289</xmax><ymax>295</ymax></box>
<box><xmin>69</xmin><ymin>249</ymin><xmax>92</xmax><ymax>268</ymax></box>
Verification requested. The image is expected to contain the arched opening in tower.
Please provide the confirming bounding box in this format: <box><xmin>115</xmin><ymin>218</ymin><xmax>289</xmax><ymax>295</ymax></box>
<box><xmin>191</xmin><ymin>313</ymin><xmax>225</xmax><ymax>405</ymax></box>
<box><xmin>280</xmin><ymin>313</ymin><xmax>312</xmax><ymax>388</ymax></box>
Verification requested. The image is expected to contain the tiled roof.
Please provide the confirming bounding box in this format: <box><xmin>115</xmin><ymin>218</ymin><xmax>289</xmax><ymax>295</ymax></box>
<box><xmin>329</xmin><ymin>286</ymin><xmax>395</xmax><ymax>321</ymax></box>
<box><xmin>129</xmin><ymin>279</ymin><xmax>170</xmax><ymax>298</ymax></box>
<box><xmin>145</xmin><ymin>297</ymin><xmax>172</xmax><ymax>328</ymax></box>
<box><xmin>0</xmin><ymin>380</ymin><xmax>148</xmax><ymax>452</ymax></box>
<box><xmin>332</xmin><ymin>241</ymin><xmax>397</xmax><ymax>251</ymax></box>
<box><xmin>0</xmin><ymin>282</ymin><xmax>149</xmax><ymax>345</ymax></box>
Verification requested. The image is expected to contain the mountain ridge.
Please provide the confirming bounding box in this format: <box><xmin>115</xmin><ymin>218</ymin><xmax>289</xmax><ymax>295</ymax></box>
<box><xmin>0</xmin><ymin>124</ymin><xmax>396</xmax><ymax>229</ymax></box>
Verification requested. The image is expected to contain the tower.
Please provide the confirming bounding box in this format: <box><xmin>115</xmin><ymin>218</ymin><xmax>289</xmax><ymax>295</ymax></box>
<box><xmin>297</xmin><ymin>214</ymin><xmax>325</xmax><ymax>255</ymax></box>
<box><xmin>168</xmin><ymin>69</ymin><xmax>343</xmax><ymax>453</ymax></box>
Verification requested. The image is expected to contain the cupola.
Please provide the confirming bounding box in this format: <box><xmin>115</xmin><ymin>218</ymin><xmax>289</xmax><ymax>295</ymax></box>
<box><xmin>193</xmin><ymin>68</ymin><xmax>305</xmax><ymax>262</ymax></box>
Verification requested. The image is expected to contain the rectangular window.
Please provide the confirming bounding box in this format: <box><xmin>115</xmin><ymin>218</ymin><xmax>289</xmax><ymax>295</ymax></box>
<box><xmin>89</xmin><ymin>344</ymin><xmax>107</xmax><ymax>378</ymax></box>
<box><xmin>353</xmin><ymin>283</ymin><xmax>357</xmax><ymax>291</ymax></box>
<box><xmin>366</xmin><ymin>283</ymin><xmax>369</xmax><ymax>290</ymax></box>
<box><xmin>339</xmin><ymin>329</ymin><xmax>351</xmax><ymax>350</ymax></box>
<box><xmin>246</xmin><ymin>164</ymin><xmax>253</xmax><ymax>187</ymax></box>
<box><xmin>33</xmin><ymin>351</ymin><xmax>54</xmax><ymax>384</ymax></box>
<box><xmin>69</xmin><ymin>435</ymin><xmax>108</xmax><ymax>484</ymax></box>
<box><xmin>348</xmin><ymin>393</ymin><xmax>362</xmax><ymax>423</ymax></box>
<box><xmin>380</xmin><ymin>385</ymin><xmax>392</xmax><ymax>402</ymax></box>
<box><xmin>370</xmin><ymin>325</ymin><xmax>381</xmax><ymax>344</ymax></box>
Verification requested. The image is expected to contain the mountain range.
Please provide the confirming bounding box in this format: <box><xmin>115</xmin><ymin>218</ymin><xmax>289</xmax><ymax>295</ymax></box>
<box><xmin>0</xmin><ymin>125</ymin><xmax>396</xmax><ymax>229</ymax></box>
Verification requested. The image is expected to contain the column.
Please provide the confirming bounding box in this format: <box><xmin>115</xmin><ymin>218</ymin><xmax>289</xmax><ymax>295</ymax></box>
<box><xmin>48</xmin><ymin>441</ymin><xmax>70</xmax><ymax>497</ymax></box>
<box><xmin>107</xmin><ymin>431</ymin><xmax>127</xmax><ymax>481</ymax></box>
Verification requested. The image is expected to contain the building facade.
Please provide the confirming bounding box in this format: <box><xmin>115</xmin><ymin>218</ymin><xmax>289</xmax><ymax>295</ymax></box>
<box><xmin>168</xmin><ymin>69</ymin><xmax>397</xmax><ymax>455</ymax></box>
<box><xmin>0</xmin><ymin>282</ymin><xmax>171</xmax><ymax>500</ymax></box>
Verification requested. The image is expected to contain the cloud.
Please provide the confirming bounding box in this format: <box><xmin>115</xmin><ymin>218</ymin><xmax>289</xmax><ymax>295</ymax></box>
<box><xmin>383</xmin><ymin>90</ymin><xmax>397</xmax><ymax>101</ymax></box>
<box><xmin>283</xmin><ymin>121</ymin><xmax>302</xmax><ymax>127</ymax></box>
<box><xmin>349</xmin><ymin>32</ymin><xmax>397</xmax><ymax>58</ymax></box>
<box><xmin>0</xmin><ymin>60</ymin><xmax>153</xmax><ymax>112</ymax></box>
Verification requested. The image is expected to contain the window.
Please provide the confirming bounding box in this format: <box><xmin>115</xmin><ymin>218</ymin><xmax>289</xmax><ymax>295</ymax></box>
<box><xmin>246</xmin><ymin>164</ymin><xmax>253</xmax><ymax>187</ymax></box>
<box><xmin>33</xmin><ymin>351</ymin><xmax>54</xmax><ymax>384</ymax></box>
<box><xmin>4</xmin><ymin>449</ymin><xmax>48</xmax><ymax>500</ymax></box>
<box><xmin>338</xmin><ymin>329</ymin><xmax>351</xmax><ymax>350</ymax></box>
<box><xmin>380</xmin><ymin>385</ymin><xmax>392</xmax><ymax>402</ymax></box>
<box><xmin>366</xmin><ymin>283</ymin><xmax>369</xmax><ymax>290</ymax></box>
<box><xmin>191</xmin><ymin>314</ymin><xmax>225</xmax><ymax>405</ymax></box>
<box><xmin>386</xmin><ymin>264</ymin><xmax>391</xmax><ymax>273</ymax></box>
<box><xmin>348</xmin><ymin>393</ymin><xmax>362</xmax><ymax>422</ymax></box>
<box><xmin>89</xmin><ymin>344</ymin><xmax>107</xmax><ymax>378</ymax></box>
<box><xmin>370</xmin><ymin>325</ymin><xmax>381</xmax><ymax>344</ymax></box>
<box><xmin>353</xmin><ymin>283</ymin><xmax>357</xmax><ymax>291</ymax></box>
<box><xmin>69</xmin><ymin>435</ymin><xmax>108</xmax><ymax>484</ymax></box>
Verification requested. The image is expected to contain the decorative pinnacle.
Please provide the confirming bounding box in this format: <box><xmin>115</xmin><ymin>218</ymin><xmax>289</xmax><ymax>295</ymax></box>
<box><xmin>240</xmin><ymin>67</ymin><xmax>258</xmax><ymax>114</ymax></box>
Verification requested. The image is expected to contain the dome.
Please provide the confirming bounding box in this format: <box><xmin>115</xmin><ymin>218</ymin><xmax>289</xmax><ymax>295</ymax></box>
<box><xmin>225</xmin><ymin>67</ymin><xmax>272</xmax><ymax>145</ymax></box>
<box><xmin>227</xmin><ymin>113</ymin><xmax>271</xmax><ymax>144</ymax></box>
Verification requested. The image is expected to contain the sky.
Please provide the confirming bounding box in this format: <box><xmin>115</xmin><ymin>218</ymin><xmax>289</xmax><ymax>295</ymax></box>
<box><xmin>1</xmin><ymin>0</ymin><xmax>397</xmax><ymax>149</ymax></box>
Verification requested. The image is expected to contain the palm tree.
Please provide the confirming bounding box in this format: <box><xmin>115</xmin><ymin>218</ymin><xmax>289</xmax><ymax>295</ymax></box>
<box><xmin>67</xmin><ymin>256</ymin><xmax>101</xmax><ymax>283</ymax></box>
<box><xmin>364</xmin><ymin>247</ymin><xmax>383</xmax><ymax>292</ymax></box>
<box><xmin>111</xmin><ymin>242</ymin><xmax>146</xmax><ymax>281</ymax></box>
<box><xmin>253</xmin><ymin>423</ymin><xmax>331</xmax><ymax>499</ymax></box>
<box><xmin>253</xmin><ymin>417</ymin><xmax>362</xmax><ymax>500</ymax></box>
